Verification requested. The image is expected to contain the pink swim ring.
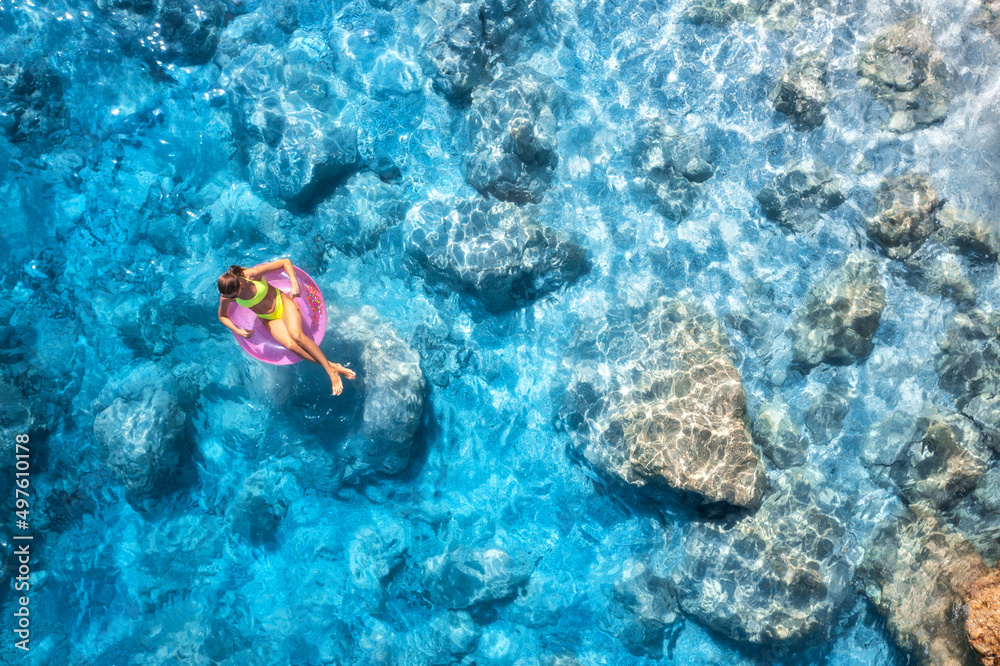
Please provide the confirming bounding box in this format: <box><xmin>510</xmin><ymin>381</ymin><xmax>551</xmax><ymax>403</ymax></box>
<box><xmin>229</xmin><ymin>265</ymin><xmax>327</xmax><ymax>365</ymax></box>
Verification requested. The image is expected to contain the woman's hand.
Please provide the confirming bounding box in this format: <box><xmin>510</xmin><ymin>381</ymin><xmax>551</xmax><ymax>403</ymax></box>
<box><xmin>237</xmin><ymin>328</ymin><xmax>253</xmax><ymax>339</ymax></box>
<box><xmin>290</xmin><ymin>281</ymin><xmax>301</xmax><ymax>298</ymax></box>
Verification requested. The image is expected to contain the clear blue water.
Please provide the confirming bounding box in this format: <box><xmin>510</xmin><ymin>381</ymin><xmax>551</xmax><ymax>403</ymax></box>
<box><xmin>2</xmin><ymin>0</ymin><xmax>999</xmax><ymax>663</ymax></box>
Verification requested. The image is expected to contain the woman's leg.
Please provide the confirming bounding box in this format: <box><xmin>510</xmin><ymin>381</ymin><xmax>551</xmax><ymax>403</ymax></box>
<box><xmin>279</xmin><ymin>294</ymin><xmax>352</xmax><ymax>395</ymax></box>
<box><xmin>264</xmin><ymin>318</ymin><xmax>321</xmax><ymax>365</ymax></box>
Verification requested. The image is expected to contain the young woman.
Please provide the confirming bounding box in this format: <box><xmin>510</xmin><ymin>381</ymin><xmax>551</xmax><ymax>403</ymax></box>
<box><xmin>217</xmin><ymin>259</ymin><xmax>355</xmax><ymax>395</ymax></box>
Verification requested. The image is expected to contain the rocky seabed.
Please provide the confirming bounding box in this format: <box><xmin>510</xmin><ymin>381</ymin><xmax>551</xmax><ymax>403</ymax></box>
<box><xmin>2</xmin><ymin>0</ymin><xmax>1000</xmax><ymax>664</ymax></box>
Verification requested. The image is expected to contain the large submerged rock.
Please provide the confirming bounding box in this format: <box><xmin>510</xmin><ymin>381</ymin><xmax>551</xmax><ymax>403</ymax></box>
<box><xmin>95</xmin><ymin>0</ymin><xmax>225</xmax><ymax>67</ymax></box>
<box><xmin>769</xmin><ymin>50</ymin><xmax>830</xmax><ymax>130</ymax></box>
<box><xmin>283</xmin><ymin>305</ymin><xmax>426</xmax><ymax>490</ymax></box>
<box><xmin>479</xmin><ymin>0</ymin><xmax>554</xmax><ymax>54</ymax></box>
<box><xmin>0</xmin><ymin>381</ymin><xmax>37</xmax><ymax>501</ymax></box>
<box><xmin>0</xmin><ymin>59</ymin><xmax>70</xmax><ymax>145</ymax></box>
<box><xmin>684</xmin><ymin>0</ymin><xmax>822</xmax><ymax>31</ymax></box>
<box><xmin>634</xmin><ymin>119</ymin><xmax>714</xmax><ymax>221</ymax></box>
<box><xmin>465</xmin><ymin>65</ymin><xmax>562</xmax><ymax>203</ymax></box>
<box><xmin>670</xmin><ymin>468</ymin><xmax>855</xmax><ymax>645</ymax></box>
<box><xmin>757</xmin><ymin>161</ymin><xmax>844</xmax><ymax>232</ymax></box>
<box><xmin>425</xmin><ymin>0</ymin><xmax>490</xmax><ymax>101</ymax></box>
<box><xmin>349</xmin><ymin>518</ymin><xmax>408</xmax><ymax>590</ymax></box>
<box><xmin>977</xmin><ymin>0</ymin><xmax>1000</xmax><ymax>40</ymax></box>
<box><xmin>858</xmin><ymin>506</ymin><xmax>986</xmax><ymax>666</ymax></box>
<box><xmin>933</xmin><ymin>446</ymin><xmax>1000</xmax><ymax>566</ymax></box>
<box><xmin>560</xmin><ymin>297</ymin><xmax>766</xmax><ymax>509</ymax></box>
<box><xmin>932</xmin><ymin>206</ymin><xmax>1000</xmax><ymax>262</ymax></box>
<box><xmin>423</xmin><ymin>0</ymin><xmax>553</xmax><ymax>103</ymax></box>
<box><xmin>222</xmin><ymin>41</ymin><xmax>359</xmax><ymax>210</ymax></box>
<box><xmin>752</xmin><ymin>399</ymin><xmax>808</xmax><ymax>469</ymax></box>
<box><xmin>907</xmin><ymin>254</ymin><xmax>978</xmax><ymax>306</ymax></box>
<box><xmin>314</xmin><ymin>171</ymin><xmax>407</xmax><ymax>256</ymax></box>
<box><xmin>788</xmin><ymin>253</ymin><xmax>886</xmax><ymax>368</ymax></box>
<box><xmin>804</xmin><ymin>377</ymin><xmax>853</xmax><ymax>445</ymax></box>
<box><xmin>330</xmin><ymin>306</ymin><xmax>427</xmax><ymax>478</ymax></box>
<box><xmin>867</xmin><ymin>173</ymin><xmax>942</xmax><ymax>260</ymax></box>
<box><xmin>404</xmin><ymin>197</ymin><xmax>588</xmax><ymax>311</ymax></box>
<box><xmin>227</xmin><ymin>468</ymin><xmax>291</xmax><ymax>543</ymax></box>
<box><xmin>92</xmin><ymin>362</ymin><xmax>189</xmax><ymax>498</ymax></box>
<box><xmin>422</xmin><ymin>540</ymin><xmax>533</xmax><ymax>609</ymax></box>
<box><xmin>966</xmin><ymin>568</ymin><xmax>1000</xmax><ymax>666</ymax></box>
<box><xmin>608</xmin><ymin>560</ymin><xmax>677</xmax><ymax>658</ymax></box>
<box><xmin>936</xmin><ymin>308</ymin><xmax>1000</xmax><ymax>446</ymax></box>
<box><xmin>856</xmin><ymin>16</ymin><xmax>949</xmax><ymax>133</ymax></box>
<box><xmin>862</xmin><ymin>407</ymin><xmax>989</xmax><ymax>510</ymax></box>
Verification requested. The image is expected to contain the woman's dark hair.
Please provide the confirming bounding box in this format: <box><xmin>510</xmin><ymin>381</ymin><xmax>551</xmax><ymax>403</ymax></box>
<box><xmin>217</xmin><ymin>265</ymin><xmax>245</xmax><ymax>298</ymax></box>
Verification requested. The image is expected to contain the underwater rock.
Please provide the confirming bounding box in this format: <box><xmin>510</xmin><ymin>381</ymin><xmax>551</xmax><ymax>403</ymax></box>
<box><xmin>246</xmin><ymin>109</ymin><xmax>358</xmax><ymax>211</ymax></box>
<box><xmin>932</xmin><ymin>206</ymin><xmax>1000</xmax><ymax>262</ymax></box>
<box><xmin>856</xmin><ymin>16</ymin><xmax>949</xmax><ymax>133</ymax></box>
<box><xmin>223</xmin><ymin>42</ymin><xmax>359</xmax><ymax>210</ymax></box>
<box><xmin>977</xmin><ymin>0</ymin><xmax>1000</xmax><ymax>40</ymax></box>
<box><xmin>752</xmin><ymin>399</ymin><xmax>808</xmax><ymax>469</ymax></box>
<box><xmin>944</xmin><ymin>466</ymin><xmax>1000</xmax><ymax>564</ymax></box>
<box><xmin>757</xmin><ymin>161</ymin><xmax>844</xmax><ymax>232</ymax></box>
<box><xmin>92</xmin><ymin>362</ymin><xmax>188</xmax><ymax>498</ymax></box>
<box><xmin>365</xmin><ymin>611</ymin><xmax>480</xmax><ymax>663</ymax></box>
<box><xmin>329</xmin><ymin>305</ymin><xmax>426</xmax><ymax>478</ymax></box>
<box><xmin>201</xmin><ymin>180</ymin><xmax>297</xmax><ymax>249</ymax></box>
<box><xmin>937</xmin><ymin>308</ymin><xmax>1000</xmax><ymax>447</ymax></box>
<box><xmin>635</xmin><ymin>119</ymin><xmax>714</xmax><ymax>221</ymax></box>
<box><xmin>426</xmin><ymin>0</ymin><xmax>490</xmax><ymax>101</ymax></box>
<box><xmin>769</xmin><ymin>50</ymin><xmax>830</xmax><ymax>130</ymax></box>
<box><xmin>508</xmin><ymin>569</ymin><xmax>575</xmax><ymax>629</ymax></box>
<box><xmin>683</xmin><ymin>0</ymin><xmax>751</xmax><ymax>25</ymax></box>
<box><xmin>422</xmin><ymin>544</ymin><xmax>532</xmax><ymax>609</ymax></box>
<box><xmin>683</xmin><ymin>0</ymin><xmax>821</xmax><ymax>31</ymax></box>
<box><xmin>349</xmin><ymin>518</ymin><xmax>408</xmax><ymax>590</ymax></box>
<box><xmin>966</xmin><ymin>569</ymin><xmax>1000</xmax><ymax>666</ymax></box>
<box><xmin>132</xmin><ymin>514</ymin><xmax>229</xmax><ymax>608</ymax></box>
<box><xmin>614</xmin><ymin>299</ymin><xmax>767</xmax><ymax>508</ymax></box>
<box><xmin>95</xmin><ymin>0</ymin><xmax>225</xmax><ymax>67</ymax></box>
<box><xmin>465</xmin><ymin>65</ymin><xmax>562</xmax><ymax>203</ymax></box>
<box><xmin>153</xmin><ymin>0</ymin><xmax>226</xmax><ymax>64</ymax></box>
<box><xmin>541</xmin><ymin>656</ymin><xmax>582</xmax><ymax>666</ymax></box>
<box><xmin>0</xmin><ymin>381</ymin><xmax>33</xmax><ymax>440</ymax></box>
<box><xmin>862</xmin><ymin>407</ymin><xmax>989</xmax><ymax>510</ymax></box>
<box><xmin>480</xmin><ymin>0</ymin><xmax>554</xmax><ymax>53</ymax></box>
<box><xmin>867</xmin><ymin>173</ymin><xmax>942</xmax><ymax>260</ymax></box>
<box><xmin>609</xmin><ymin>559</ymin><xmax>677</xmax><ymax>658</ymax></box>
<box><xmin>788</xmin><ymin>253</ymin><xmax>886</xmax><ymax>368</ymax></box>
<box><xmin>0</xmin><ymin>381</ymin><xmax>35</xmax><ymax>500</ymax></box>
<box><xmin>560</xmin><ymin>297</ymin><xmax>766</xmax><ymax>509</ymax></box>
<box><xmin>858</xmin><ymin>505</ymin><xmax>986</xmax><ymax>666</ymax></box>
<box><xmin>0</xmin><ymin>59</ymin><xmax>70</xmax><ymax>145</ymax></box>
<box><xmin>213</xmin><ymin>9</ymin><xmax>298</xmax><ymax>69</ymax></box>
<box><xmin>227</xmin><ymin>468</ymin><xmax>290</xmax><ymax>543</ymax></box>
<box><xmin>671</xmin><ymin>468</ymin><xmax>855</xmax><ymax>645</ymax></box>
<box><xmin>804</xmin><ymin>378</ymin><xmax>853</xmax><ymax>445</ymax></box>
<box><xmin>906</xmin><ymin>254</ymin><xmax>977</xmax><ymax>306</ymax></box>
<box><xmin>314</xmin><ymin>171</ymin><xmax>407</xmax><ymax>256</ymax></box>
<box><xmin>404</xmin><ymin>197</ymin><xmax>588</xmax><ymax>312</ymax></box>
<box><xmin>406</xmin><ymin>611</ymin><xmax>480</xmax><ymax>662</ymax></box>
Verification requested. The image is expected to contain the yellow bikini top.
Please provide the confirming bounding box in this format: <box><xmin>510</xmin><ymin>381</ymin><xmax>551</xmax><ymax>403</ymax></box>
<box><xmin>234</xmin><ymin>279</ymin><xmax>268</xmax><ymax>308</ymax></box>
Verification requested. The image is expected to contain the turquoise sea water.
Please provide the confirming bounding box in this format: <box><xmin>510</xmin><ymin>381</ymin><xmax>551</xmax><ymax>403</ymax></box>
<box><xmin>2</xmin><ymin>0</ymin><xmax>1000</xmax><ymax>663</ymax></box>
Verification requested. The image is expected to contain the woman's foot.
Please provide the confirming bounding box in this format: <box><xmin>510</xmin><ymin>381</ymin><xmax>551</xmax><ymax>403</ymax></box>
<box><xmin>329</xmin><ymin>371</ymin><xmax>344</xmax><ymax>396</ymax></box>
<box><xmin>329</xmin><ymin>362</ymin><xmax>356</xmax><ymax>380</ymax></box>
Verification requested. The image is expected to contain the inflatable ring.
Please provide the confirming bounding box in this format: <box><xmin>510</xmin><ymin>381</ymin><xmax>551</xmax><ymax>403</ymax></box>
<box><xmin>229</xmin><ymin>265</ymin><xmax>327</xmax><ymax>365</ymax></box>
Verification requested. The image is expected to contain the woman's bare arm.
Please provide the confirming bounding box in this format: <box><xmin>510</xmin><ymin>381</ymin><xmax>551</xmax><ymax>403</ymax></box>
<box><xmin>246</xmin><ymin>258</ymin><xmax>298</xmax><ymax>296</ymax></box>
<box><xmin>218</xmin><ymin>297</ymin><xmax>251</xmax><ymax>338</ymax></box>
<box><xmin>245</xmin><ymin>258</ymin><xmax>293</xmax><ymax>279</ymax></box>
